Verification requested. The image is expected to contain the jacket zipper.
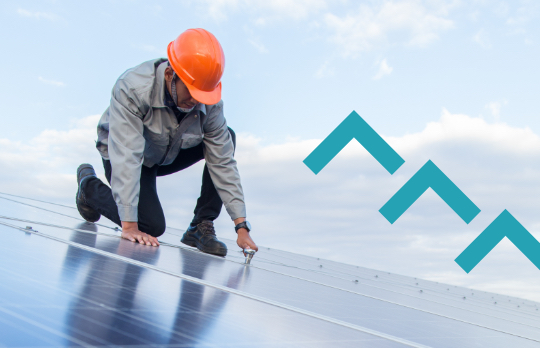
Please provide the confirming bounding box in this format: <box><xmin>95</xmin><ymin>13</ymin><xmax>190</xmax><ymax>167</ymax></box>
<box><xmin>159</xmin><ymin>109</ymin><xmax>199</xmax><ymax>166</ymax></box>
<box><xmin>159</xmin><ymin>123</ymin><xmax>180</xmax><ymax>166</ymax></box>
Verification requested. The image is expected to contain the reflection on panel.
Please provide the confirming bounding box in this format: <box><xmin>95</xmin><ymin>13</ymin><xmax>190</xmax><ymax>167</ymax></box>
<box><xmin>0</xmin><ymin>195</ymin><xmax>539</xmax><ymax>348</ymax></box>
<box><xmin>0</xmin><ymin>225</ymin><xmax>404</xmax><ymax>348</ymax></box>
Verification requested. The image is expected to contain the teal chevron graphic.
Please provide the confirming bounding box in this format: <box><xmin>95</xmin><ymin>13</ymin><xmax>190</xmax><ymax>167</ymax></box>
<box><xmin>303</xmin><ymin>111</ymin><xmax>404</xmax><ymax>175</ymax></box>
<box><xmin>455</xmin><ymin>210</ymin><xmax>540</xmax><ymax>273</ymax></box>
<box><xmin>379</xmin><ymin>160</ymin><xmax>480</xmax><ymax>224</ymax></box>
<box><xmin>305</xmin><ymin>110</ymin><xmax>538</xmax><ymax>273</ymax></box>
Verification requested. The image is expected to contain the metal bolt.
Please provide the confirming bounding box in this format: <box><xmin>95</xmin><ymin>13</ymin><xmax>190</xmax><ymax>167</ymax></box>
<box><xmin>244</xmin><ymin>249</ymin><xmax>256</xmax><ymax>265</ymax></box>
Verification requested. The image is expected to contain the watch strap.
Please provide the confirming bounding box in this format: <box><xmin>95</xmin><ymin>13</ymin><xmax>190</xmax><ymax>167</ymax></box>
<box><xmin>235</xmin><ymin>221</ymin><xmax>250</xmax><ymax>233</ymax></box>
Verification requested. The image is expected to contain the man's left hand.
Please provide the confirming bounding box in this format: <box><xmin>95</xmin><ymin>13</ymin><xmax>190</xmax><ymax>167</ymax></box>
<box><xmin>237</xmin><ymin>229</ymin><xmax>258</xmax><ymax>254</ymax></box>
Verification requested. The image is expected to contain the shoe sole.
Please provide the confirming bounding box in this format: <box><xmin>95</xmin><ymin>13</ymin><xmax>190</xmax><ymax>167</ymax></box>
<box><xmin>76</xmin><ymin>175</ymin><xmax>101</xmax><ymax>223</ymax></box>
<box><xmin>181</xmin><ymin>235</ymin><xmax>227</xmax><ymax>257</ymax></box>
<box><xmin>77</xmin><ymin>164</ymin><xmax>95</xmax><ymax>177</ymax></box>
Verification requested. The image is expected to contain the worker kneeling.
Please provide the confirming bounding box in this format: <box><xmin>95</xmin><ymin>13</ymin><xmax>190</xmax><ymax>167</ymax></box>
<box><xmin>75</xmin><ymin>28</ymin><xmax>257</xmax><ymax>256</ymax></box>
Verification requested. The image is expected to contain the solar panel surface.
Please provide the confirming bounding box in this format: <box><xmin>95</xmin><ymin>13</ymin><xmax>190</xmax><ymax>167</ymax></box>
<box><xmin>0</xmin><ymin>192</ymin><xmax>539</xmax><ymax>347</ymax></box>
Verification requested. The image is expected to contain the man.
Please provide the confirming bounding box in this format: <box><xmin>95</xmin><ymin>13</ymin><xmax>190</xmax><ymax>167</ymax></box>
<box><xmin>75</xmin><ymin>28</ymin><xmax>257</xmax><ymax>257</ymax></box>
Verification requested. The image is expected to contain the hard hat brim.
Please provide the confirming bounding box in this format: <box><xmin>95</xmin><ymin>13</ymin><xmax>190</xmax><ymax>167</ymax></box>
<box><xmin>182</xmin><ymin>79</ymin><xmax>222</xmax><ymax>105</ymax></box>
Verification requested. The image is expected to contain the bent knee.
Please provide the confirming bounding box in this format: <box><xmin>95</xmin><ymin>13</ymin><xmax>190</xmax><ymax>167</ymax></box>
<box><xmin>151</xmin><ymin>222</ymin><xmax>166</xmax><ymax>237</ymax></box>
<box><xmin>140</xmin><ymin>220</ymin><xmax>166</xmax><ymax>237</ymax></box>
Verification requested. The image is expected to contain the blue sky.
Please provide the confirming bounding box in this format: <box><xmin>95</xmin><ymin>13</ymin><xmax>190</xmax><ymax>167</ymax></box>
<box><xmin>2</xmin><ymin>0</ymin><xmax>539</xmax><ymax>141</ymax></box>
<box><xmin>1</xmin><ymin>0</ymin><xmax>540</xmax><ymax>301</ymax></box>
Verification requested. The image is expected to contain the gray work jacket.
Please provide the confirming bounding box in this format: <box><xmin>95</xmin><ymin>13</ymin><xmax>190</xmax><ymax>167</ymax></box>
<box><xmin>96</xmin><ymin>58</ymin><xmax>246</xmax><ymax>222</ymax></box>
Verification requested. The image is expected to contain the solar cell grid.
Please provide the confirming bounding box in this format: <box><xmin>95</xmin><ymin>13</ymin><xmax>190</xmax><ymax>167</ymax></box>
<box><xmin>0</xmin><ymin>224</ymin><xmax>407</xmax><ymax>348</ymax></box>
<box><xmin>0</xmin><ymin>193</ymin><xmax>539</xmax><ymax>347</ymax></box>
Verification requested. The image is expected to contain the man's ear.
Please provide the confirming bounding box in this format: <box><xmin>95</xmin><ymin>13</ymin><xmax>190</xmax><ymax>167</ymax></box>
<box><xmin>164</xmin><ymin>66</ymin><xmax>174</xmax><ymax>82</ymax></box>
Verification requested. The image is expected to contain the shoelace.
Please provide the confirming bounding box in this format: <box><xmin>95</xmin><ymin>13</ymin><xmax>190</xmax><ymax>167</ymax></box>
<box><xmin>198</xmin><ymin>222</ymin><xmax>216</xmax><ymax>236</ymax></box>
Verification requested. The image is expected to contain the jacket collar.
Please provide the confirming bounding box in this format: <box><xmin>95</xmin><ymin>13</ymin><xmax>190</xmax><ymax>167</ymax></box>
<box><xmin>151</xmin><ymin>60</ymin><xmax>207</xmax><ymax>115</ymax></box>
<box><xmin>150</xmin><ymin>59</ymin><xmax>168</xmax><ymax>108</ymax></box>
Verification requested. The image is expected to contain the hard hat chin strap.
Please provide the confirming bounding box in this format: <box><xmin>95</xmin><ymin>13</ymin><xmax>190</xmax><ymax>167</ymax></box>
<box><xmin>170</xmin><ymin>72</ymin><xmax>179</xmax><ymax>106</ymax></box>
<box><xmin>171</xmin><ymin>71</ymin><xmax>197</xmax><ymax>113</ymax></box>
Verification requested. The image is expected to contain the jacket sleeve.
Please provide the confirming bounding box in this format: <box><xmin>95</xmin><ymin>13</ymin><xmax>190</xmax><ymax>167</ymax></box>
<box><xmin>202</xmin><ymin>102</ymin><xmax>246</xmax><ymax>220</ymax></box>
<box><xmin>107</xmin><ymin>79</ymin><xmax>145</xmax><ymax>222</ymax></box>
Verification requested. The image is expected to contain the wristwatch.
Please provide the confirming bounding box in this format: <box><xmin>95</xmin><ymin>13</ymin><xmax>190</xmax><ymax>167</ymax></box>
<box><xmin>235</xmin><ymin>221</ymin><xmax>251</xmax><ymax>233</ymax></box>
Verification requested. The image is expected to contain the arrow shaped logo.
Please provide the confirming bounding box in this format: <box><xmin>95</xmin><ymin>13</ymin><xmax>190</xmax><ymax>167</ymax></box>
<box><xmin>304</xmin><ymin>110</ymin><xmax>539</xmax><ymax>273</ymax></box>
<box><xmin>379</xmin><ymin>160</ymin><xmax>481</xmax><ymax>224</ymax></box>
<box><xmin>455</xmin><ymin>210</ymin><xmax>540</xmax><ymax>273</ymax></box>
<box><xmin>303</xmin><ymin>111</ymin><xmax>404</xmax><ymax>175</ymax></box>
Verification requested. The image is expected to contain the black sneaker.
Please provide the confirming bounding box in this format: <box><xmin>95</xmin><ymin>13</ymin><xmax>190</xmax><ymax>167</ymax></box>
<box><xmin>76</xmin><ymin>164</ymin><xmax>101</xmax><ymax>223</ymax></box>
<box><xmin>181</xmin><ymin>221</ymin><xmax>227</xmax><ymax>256</ymax></box>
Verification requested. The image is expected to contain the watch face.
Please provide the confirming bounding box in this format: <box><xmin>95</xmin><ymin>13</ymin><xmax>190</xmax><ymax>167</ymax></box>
<box><xmin>245</xmin><ymin>221</ymin><xmax>251</xmax><ymax>231</ymax></box>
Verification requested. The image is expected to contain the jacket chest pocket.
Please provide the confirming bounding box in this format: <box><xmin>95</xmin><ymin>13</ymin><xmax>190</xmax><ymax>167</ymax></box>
<box><xmin>143</xmin><ymin>129</ymin><xmax>170</xmax><ymax>164</ymax></box>
<box><xmin>144</xmin><ymin>125</ymin><xmax>169</xmax><ymax>144</ymax></box>
<box><xmin>181</xmin><ymin>133</ymin><xmax>203</xmax><ymax>149</ymax></box>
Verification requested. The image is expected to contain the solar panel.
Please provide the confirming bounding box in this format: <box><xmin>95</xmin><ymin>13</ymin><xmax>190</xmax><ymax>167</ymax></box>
<box><xmin>0</xmin><ymin>192</ymin><xmax>539</xmax><ymax>347</ymax></box>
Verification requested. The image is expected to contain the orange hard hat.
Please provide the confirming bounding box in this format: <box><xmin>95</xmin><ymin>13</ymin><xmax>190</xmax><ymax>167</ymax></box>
<box><xmin>167</xmin><ymin>28</ymin><xmax>225</xmax><ymax>105</ymax></box>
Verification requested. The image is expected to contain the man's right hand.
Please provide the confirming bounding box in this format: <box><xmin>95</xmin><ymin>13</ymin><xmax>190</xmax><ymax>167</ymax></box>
<box><xmin>121</xmin><ymin>221</ymin><xmax>160</xmax><ymax>247</ymax></box>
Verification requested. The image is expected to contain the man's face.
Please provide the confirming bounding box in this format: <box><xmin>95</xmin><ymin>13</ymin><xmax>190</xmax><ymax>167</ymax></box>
<box><xmin>165</xmin><ymin>66</ymin><xmax>199</xmax><ymax>109</ymax></box>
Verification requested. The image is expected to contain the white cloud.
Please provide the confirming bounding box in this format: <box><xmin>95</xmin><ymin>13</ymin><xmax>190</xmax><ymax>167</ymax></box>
<box><xmin>373</xmin><ymin>58</ymin><xmax>393</xmax><ymax>80</ymax></box>
<box><xmin>131</xmin><ymin>44</ymin><xmax>161</xmax><ymax>53</ymax></box>
<box><xmin>315</xmin><ymin>60</ymin><xmax>335</xmax><ymax>78</ymax></box>
<box><xmin>38</xmin><ymin>76</ymin><xmax>65</xmax><ymax>87</ymax></box>
<box><xmin>506</xmin><ymin>1</ymin><xmax>538</xmax><ymax>26</ymax></box>
<box><xmin>17</xmin><ymin>8</ymin><xmax>59</xmax><ymax>21</ymax></box>
<box><xmin>392</xmin><ymin>108</ymin><xmax>539</xmax><ymax>155</ymax></box>
<box><xmin>504</xmin><ymin>1</ymin><xmax>538</xmax><ymax>40</ymax></box>
<box><xmin>324</xmin><ymin>0</ymin><xmax>454</xmax><ymax>55</ymax></box>
<box><xmin>0</xmin><ymin>115</ymin><xmax>102</xmax><ymax>200</ymax></box>
<box><xmin>243</xmin><ymin>25</ymin><xmax>269</xmax><ymax>53</ymax></box>
<box><xmin>198</xmin><ymin>0</ymin><xmax>328</xmax><ymax>21</ymax></box>
<box><xmin>2</xmin><ymin>110</ymin><xmax>540</xmax><ymax>302</ymax></box>
<box><xmin>473</xmin><ymin>28</ymin><xmax>491</xmax><ymax>48</ymax></box>
<box><xmin>485</xmin><ymin>99</ymin><xmax>507</xmax><ymax>121</ymax></box>
<box><xmin>257</xmin><ymin>0</ymin><xmax>328</xmax><ymax>20</ymax></box>
<box><xmin>248</xmin><ymin>38</ymin><xmax>269</xmax><ymax>53</ymax></box>
<box><xmin>493</xmin><ymin>1</ymin><xmax>510</xmax><ymax>17</ymax></box>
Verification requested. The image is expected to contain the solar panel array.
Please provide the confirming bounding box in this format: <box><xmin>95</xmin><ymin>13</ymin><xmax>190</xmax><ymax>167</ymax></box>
<box><xmin>0</xmin><ymin>192</ymin><xmax>539</xmax><ymax>347</ymax></box>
